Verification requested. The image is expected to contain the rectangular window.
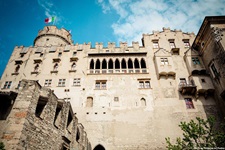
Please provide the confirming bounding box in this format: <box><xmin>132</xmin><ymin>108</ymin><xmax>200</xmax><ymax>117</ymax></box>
<box><xmin>210</xmin><ymin>64</ymin><xmax>219</xmax><ymax>78</ymax></box>
<box><xmin>169</xmin><ymin>41</ymin><xmax>176</xmax><ymax>48</ymax></box>
<box><xmin>153</xmin><ymin>41</ymin><xmax>159</xmax><ymax>49</ymax></box>
<box><xmin>201</xmin><ymin>79</ymin><xmax>206</xmax><ymax>83</ymax></box>
<box><xmin>58</xmin><ymin>79</ymin><xmax>66</xmax><ymax>87</ymax></box>
<box><xmin>73</xmin><ymin>78</ymin><xmax>81</xmax><ymax>86</ymax></box>
<box><xmin>114</xmin><ymin>97</ymin><xmax>119</xmax><ymax>102</ymax></box>
<box><xmin>185</xmin><ymin>98</ymin><xmax>194</xmax><ymax>109</ymax></box>
<box><xmin>192</xmin><ymin>57</ymin><xmax>201</xmax><ymax>65</ymax></box>
<box><xmin>44</xmin><ymin>79</ymin><xmax>52</xmax><ymax>87</ymax></box>
<box><xmin>73</xmin><ymin>52</ymin><xmax>77</xmax><ymax>56</ymax></box>
<box><xmin>180</xmin><ymin>78</ymin><xmax>186</xmax><ymax>83</ymax></box>
<box><xmin>160</xmin><ymin>58</ymin><xmax>169</xmax><ymax>65</ymax></box>
<box><xmin>16</xmin><ymin>81</ymin><xmax>21</xmax><ymax>89</ymax></box>
<box><xmin>3</xmin><ymin>81</ymin><xmax>12</xmax><ymax>89</ymax></box>
<box><xmin>95</xmin><ymin>80</ymin><xmax>107</xmax><ymax>89</ymax></box>
<box><xmin>139</xmin><ymin>80</ymin><xmax>151</xmax><ymax>89</ymax></box>
<box><xmin>184</xmin><ymin>41</ymin><xmax>190</xmax><ymax>48</ymax></box>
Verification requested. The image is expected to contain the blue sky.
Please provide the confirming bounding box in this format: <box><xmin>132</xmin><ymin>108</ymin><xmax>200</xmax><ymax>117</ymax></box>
<box><xmin>0</xmin><ymin>0</ymin><xmax>225</xmax><ymax>77</ymax></box>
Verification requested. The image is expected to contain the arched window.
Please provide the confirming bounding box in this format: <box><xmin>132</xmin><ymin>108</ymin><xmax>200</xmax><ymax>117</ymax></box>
<box><xmin>15</xmin><ymin>65</ymin><xmax>20</xmax><ymax>73</ymax></box>
<box><xmin>34</xmin><ymin>64</ymin><xmax>39</xmax><ymax>72</ymax></box>
<box><xmin>134</xmin><ymin>59</ymin><xmax>140</xmax><ymax>68</ymax></box>
<box><xmin>94</xmin><ymin>144</ymin><xmax>105</xmax><ymax>150</ymax></box>
<box><xmin>128</xmin><ymin>58</ymin><xmax>133</xmax><ymax>73</ymax></box>
<box><xmin>53</xmin><ymin>63</ymin><xmax>58</xmax><ymax>71</ymax></box>
<box><xmin>86</xmin><ymin>97</ymin><xmax>93</xmax><ymax>107</ymax></box>
<box><xmin>115</xmin><ymin>59</ymin><xmax>120</xmax><ymax>72</ymax></box>
<box><xmin>128</xmin><ymin>59</ymin><xmax>133</xmax><ymax>69</ymax></box>
<box><xmin>141</xmin><ymin>58</ymin><xmax>146</xmax><ymax>68</ymax></box>
<box><xmin>134</xmin><ymin>58</ymin><xmax>140</xmax><ymax>73</ymax></box>
<box><xmin>102</xmin><ymin>59</ymin><xmax>107</xmax><ymax>73</ymax></box>
<box><xmin>140</xmin><ymin>98</ymin><xmax>146</xmax><ymax>106</ymax></box>
<box><xmin>90</xmin><ymin>59</ymin><xmax>94</xmax><ymax>69</ymax></box>
<box><xmin>108</xmin><ymin>59</ymin><xmax>113</xmax><ymax>73</ymax></box>
<box><xmin>95</xmin><ymin>59</ymin><xmax>100</xmax><ymax>69</ymax></box>
<box><xmin>71</xmin><ymin>63</ymin><xmax>76</xmax><ymax>70</ymax></box>
<box><xmin>121</xmin><ymin>59</ymin><xmax>127</xmax><ymax>73</ymax></box>
<box><xmin>121</xmin><ymin>59</ymin><xmax>126</xmax><ymax>69</ymax></box>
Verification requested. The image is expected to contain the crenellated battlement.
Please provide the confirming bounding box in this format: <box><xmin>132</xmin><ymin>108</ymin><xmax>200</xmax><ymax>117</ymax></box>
<box><xmin>143</xmin><ymin>27</ymin><xmax>195</xmax><ymax>37</ymax></box>
<box><xmin>34</xmin><ymin>26</ymin><xmax>73</xmax><ymax>46</ymax></box>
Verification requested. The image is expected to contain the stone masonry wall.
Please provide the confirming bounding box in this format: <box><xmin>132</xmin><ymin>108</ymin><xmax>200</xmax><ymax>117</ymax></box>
<box><xmin>0</xmin><ymin>80</ymin><xmax>89</xmax><ymax>150</ymax></box>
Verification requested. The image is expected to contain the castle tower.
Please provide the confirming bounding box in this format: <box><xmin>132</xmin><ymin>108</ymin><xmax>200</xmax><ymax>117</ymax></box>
<box><xmin>34</xmin><ymin>26</ymin><xmax>73</xmax><ymax>46</ymax></box>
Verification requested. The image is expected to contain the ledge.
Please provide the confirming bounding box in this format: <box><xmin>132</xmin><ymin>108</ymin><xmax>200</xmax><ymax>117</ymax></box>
<box><xmin>68</xmin><ymin>70</ymin><xmax>76</xmax><ymax>73</ymax></box>
<box><xmin>11</xmin><ymin>72</ymin><xmax>19</xmax><ymax>75</ymax></box>
<box><xmin>50</xmin><ymin>70</ymin><xmax>58</xmax><ymax>74</ymax></box>
<box><xmin>31</xmin><ymin>71</ymin><xmax>39</xmax><ymax>74</ymax></box>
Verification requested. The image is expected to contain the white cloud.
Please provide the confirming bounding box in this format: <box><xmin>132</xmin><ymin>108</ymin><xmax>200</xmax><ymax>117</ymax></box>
<box><xmin>98</xmin><ymin>0</ymin><xmax>225</xmax><ymax>44</ymax></box>
<box><xmin>37</xmin><ymin>0</ymin><xmax>62</xmax><ymax>24</ymax></box>
<box><xmin>97</xmin><ymin>0</ymin><xmax>110</xmax><ymax>13</ymax></box>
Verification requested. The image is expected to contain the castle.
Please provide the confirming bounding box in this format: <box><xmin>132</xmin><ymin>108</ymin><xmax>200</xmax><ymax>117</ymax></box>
<box><xmin>0</xmin><ymin>16</ymin><xmax>225</xmax><ymax>150</ymax></box>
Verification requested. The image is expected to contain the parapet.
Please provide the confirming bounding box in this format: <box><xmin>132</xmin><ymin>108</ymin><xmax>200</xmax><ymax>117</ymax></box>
<box><xmin>34</xmin><ymin>26</ymin><xmax>73</xmax><ymax>46</ymax></box>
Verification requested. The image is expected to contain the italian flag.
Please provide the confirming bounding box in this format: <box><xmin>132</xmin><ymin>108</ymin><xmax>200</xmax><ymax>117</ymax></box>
<box><xmin>45</xmin><ymin>17</ymin><xmax>56</xmax><ymax>23</ymax></box>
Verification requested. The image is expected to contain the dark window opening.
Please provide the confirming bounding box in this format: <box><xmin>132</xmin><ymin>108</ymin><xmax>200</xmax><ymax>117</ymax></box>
<box><xmin>35</xmin><ymin>97</ymin><xmax>48</xmax><ymax>118</ymax></box>
<box><xmin>201</xmin><ymin>79</ymin><xmax>206</xmax><ymax>83</ymax></box>
<box><xmin>185</xmin><ymin>98</ymin><xmax>194</xmax><ymax>109</ymax></box>
<box><xmin>53</xmin><ymin>63</ymin><xmax>58</xmax><ymax>71</ymax></box>
<box><xmin>141</xmin><ymin>58</ymin><xmax>146</xmax><ymax>68</ymax></box>
<box><xmin>115</xmin><ymin>59</ymin><xmax>120</xmax><ymax>69</ymax></box>
<box><xmin>76</xmin><ymin>128</ymin><xmax>80</xmax><ymax>142</ymax></box>
<box><xmin>34</xmin><ymin>64</ymin><xmax>39</xmax><ymax>72</ymax></box>
<box><xmin>90</xmin><ymin>59</ymin><xmax>94</xmax><ymax>69</ymax></box>
<box><xmin>108</xmin><ymin>59</ymin><xmax>113</xmax><ymax>69</ymax></box>
<box><xmin>121</xmin><ymin>59</ymin><xmax>126</xmax><ymax>69</ymax></box>
<box><xmin>94</xmin><ymin>144</ymin><xmax>105</xmax><ymax>150</ymax></box>
<box><xmin>71</xmin><ymin>63</ymin><xmax>76</xmax><ymax>70</ymax></box>
<box><xmin>128</xmin><ymin>59</ymin><xmax>133</xmax><ymax>69</ymax></box>
<box><xmin>61</xmin><ymin>136</ymin><xmax>71</xmax><ymax>150</ymax></box>
<box><xmin>15</xmin><ymin>65</ymin><xmax>20</xmax><ymax>73</ymax></box>
<box><xmin>102</xmin><ymin>59</ymin><xmax>107</xmax><ymax>69</ymax></box>
<box><xmin>134</xmin><ymin>59</ymin><xmax>140</xmax><ymax>68</ymax></box>
<box><xmin>95</xmin><ymin>59</ymin><xmax>100</xmax><ymax>69</ymax></box>
<box><xmin>67</xmin><ymin>111</ymin><xmax>73</xmax><ymax>128</ymax></box>
<box><xmin>54</xmin><ymin>102</ymin><xmax>62</xmax><ymax>127</ymax></box>
<box><xmin>0</xmin><ymin>94</ymin><xmax>16</xmax><ymax>120</ymax></box>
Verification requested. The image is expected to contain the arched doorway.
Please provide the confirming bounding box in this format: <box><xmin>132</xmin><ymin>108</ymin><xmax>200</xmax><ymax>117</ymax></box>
<box><xmin>93</xmin><ymin>144</ymin><xmax>105</xmax><ymax>150</ymax></box>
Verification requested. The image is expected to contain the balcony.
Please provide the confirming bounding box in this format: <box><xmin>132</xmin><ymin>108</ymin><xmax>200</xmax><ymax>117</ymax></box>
<box><xmin>88</xmin><ymin>68</ymin><xmax>148</xmax><ymax>74</ymax></box>
<box><xmin>178</xmin><ymin>82</ymin><xmax>197</xmax><ymax>95</ymax></box>
<box><xmin>192</xmin><ymin>76</ymin><xmax>215</xmax><ymax>98</ymax></box>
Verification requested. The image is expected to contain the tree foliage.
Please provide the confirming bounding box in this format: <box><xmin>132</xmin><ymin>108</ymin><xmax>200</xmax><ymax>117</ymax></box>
<box><xmin>0</xmin><ymin>142</ymin><xmax>5</xmax><ymax>150</ymax></box>
<box><xmin>166</xmin><ymin>117</ymin><xmax>225</xmax><ymax>149</ymax></box>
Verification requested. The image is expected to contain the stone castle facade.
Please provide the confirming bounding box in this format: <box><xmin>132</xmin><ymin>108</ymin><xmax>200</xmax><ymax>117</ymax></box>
<box><xmin>0</xmin><ymin>16</ymin><xmax>225</xmax><ymax>150</ymax></box>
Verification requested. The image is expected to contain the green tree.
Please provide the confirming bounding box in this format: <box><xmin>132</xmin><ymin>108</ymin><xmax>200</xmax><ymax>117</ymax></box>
<box><xmin>0</xmin><ymin>142</ymin><xmax>5</xmax><ymax>150</ymax></box>
<box><xmin>165</xmin><ymin>117</ymin><xmax>225</xmax><ymax>149</ymax></box>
